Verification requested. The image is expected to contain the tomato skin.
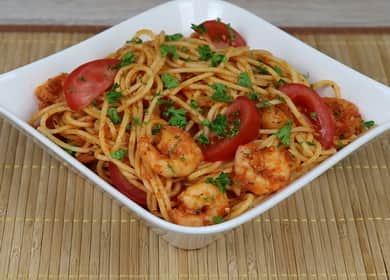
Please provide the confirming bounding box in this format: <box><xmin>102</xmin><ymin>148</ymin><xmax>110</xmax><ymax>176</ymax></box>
<box><xmin>278</xmin><ymin>83</ymin><xmax>336</xmax><ymax>149</ymax></box>
<box><xmin>108</xmin><ymin>162</ymin><xmax>147</xmax><ymax>207</ymax></box>
<box><xmin>204</xmin><ymin>96</ymin><xmax>261</xmax><ymax>162</ymax></box>
<box><xmin>64</xmin><ymin>59</ymin><xmax>120</xmax><ymax>111</ymax></box>
<box><xmin>195</xmin><ymin>20</ymin><xmax>246</xmax><ymax>48</ymax></box>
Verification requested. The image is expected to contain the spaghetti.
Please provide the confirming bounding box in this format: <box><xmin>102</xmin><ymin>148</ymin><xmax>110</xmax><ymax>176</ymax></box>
<box><xmin>30</xmin><ymin>21</ymin><xmax>369</xmax><ymax>226</ymax></box>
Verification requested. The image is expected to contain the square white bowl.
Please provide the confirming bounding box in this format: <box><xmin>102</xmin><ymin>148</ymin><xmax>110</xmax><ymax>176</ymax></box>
<box><xmin>0</xmin><ymin>0</ymin><xmax>389</xmax><ymax>249</ymax></box>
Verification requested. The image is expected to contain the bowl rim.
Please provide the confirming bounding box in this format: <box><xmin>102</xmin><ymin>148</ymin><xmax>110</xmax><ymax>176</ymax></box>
<box><xmin>0</xmin><ymin>0</ymin><xmax>390</xmax><ymax>235</ymax></box>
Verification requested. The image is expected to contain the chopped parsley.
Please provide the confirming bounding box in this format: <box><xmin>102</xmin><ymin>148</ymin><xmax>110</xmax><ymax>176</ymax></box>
<box><xmin>259</xmin><ymin>99</ymin><xmax>272</xmax><ymax>108</ymax></box>
<box><xmin>152</xmin><ymin>124</ymin><xmax>162</xmax><ymax>135</ymax></box>
<box><xmin>208</xmin><ymin>114</ymin><xmax>228</xmax><ymax>137</ymax></box>
<box><xmin>272</xmin><ymin>66</ymin><xmax>283</xmax><ymax>75</ymax></box>
<box><xmin>205</xmin><ymin>172</ymin><xmax>231</xmax><ymax>192</ymax></box>
<box><xmin>226</xmin><ymin>23</ymin><xmax>236</xmax><ymax>42</ymax></box>
<box><xmin>127</xmin><ymin>37</ymin><xmax>142</xmax><ymax>44</ymax></box>
<box><xmin>310</xmin><ymin>112</ymin><xmax>318</xmax><ymax>119</ymax></box>
<box><xmin>248</xmin><ymin>92</ymin><xmax>260</xmax><ymax>101</ymax></box>
<box><xmin>190</xmin><ymin>100</ymin><xmax>199</xmax><ymax>109</ymax></box>
<box><xmin>64</xmin><ymin>148</ymin><xmax>75</xmax><ymax>156</ymax></box>
<box><xmin>164</xmin><ymin>106</ymin><xmax>187</xmax><ymax>128</ymax></box>
<box><xmin>213</xmin><ymin>215</ymin><xmax>224</xmax><ymax>224</ymax></box>
<box><xmin>111</xmin><ymin>149</ymin><xmax>127</xmax><ymax>160</ymax></box>
<box><xmin>157</xmin><ymin>97</ymin><xmax>173</xmax><ymax>105</ymax></box>
<box><xmin>196</xmin><ymin>133</ymin><xmax>210</xmax><ymax>145</ymax></box>
<box><xmin>210</xmin><ymin>53</ymin><xmax>227</xmax><ymax>67</ymax></box>
<box><xmin>191</xmin><ymin>23</ymin><xmax>206</xmax><ymax>34</ymax></box>
<box><xmin>165</xmin><ymin>33</ymin><xmax>183</xmax><ymax>41</ymax></box>
<box><xmin>274</xmin><ymin>79</ymin><xmax>286</xmax><ymax>88</ymax></box>
<box><xmin>256</xmin><ymin>65</ymin><xmax>270</xmax><ymax>75</ymax></box>
<box><xmin>210</xmin><ymin>83</ymin><xmax>233</xmax><ymax>103</ymax></box>
<box><xmin>230</xmin><ymin>118</ymin><xmax>241</xmax><ymax>137</ymax></box>
<box><xmin>238</xmin><ymin>72</ymin><xmax>252</xmax><ymax>88</ymax></box>
<box><xmin>107</xmin><ymin>108</ymin><xmax>122</xmax><ymax>124</ymax></box>
<box><xmin>106</xmin><ymin>83</ymin><xmax>123</xmax><ymax>104</ymax></box>
<box><xmin>161</xmin><ymin>73</ymin><xmax>179</xmax><ymax>89</ymax></box>
<box><xmin>117</xmin><ymin>52</ymin><xmax>135</xmax><ymax>68</ymax></box>
<box><xmin>197</xmin><ymin>45</ymin><xmax>214</xmax><ymax>61</ymax></box>
<box><xmin>132</xmin><ymin>117</ymin><xmax>141</xmax><ymax>126</ymax></box>
<box><xmin>362</xmin><ymin>120</ymin><xmax>375</xmax><ymax>129</ymax></box>
<box><xmin>275</xmin><ymin>120</ymin><xmax>293</xmax><ymax>145</ymax></box>
<box><xmin>160</xmin><ymin>44</ymin><xmax>178</xmax><ymax>59</ymax></box>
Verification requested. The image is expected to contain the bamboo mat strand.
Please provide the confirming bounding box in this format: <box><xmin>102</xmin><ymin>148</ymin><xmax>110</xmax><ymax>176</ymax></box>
<box><xmin>0</xmin><ymin>31</ymin><xmax>389</xmax><ymax>280</ymax></box>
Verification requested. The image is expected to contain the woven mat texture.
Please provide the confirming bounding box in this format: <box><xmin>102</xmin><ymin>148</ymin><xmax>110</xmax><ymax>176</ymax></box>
<box><xmin>0</xmin><ymin>31</ymin><xmax>389</xmax><ymax>280</ymax></box>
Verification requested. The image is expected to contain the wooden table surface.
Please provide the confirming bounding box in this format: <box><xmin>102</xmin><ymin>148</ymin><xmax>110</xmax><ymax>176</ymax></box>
<box><xmin>1</xmin><ymin>0</ymin><xmax>390</xmax><ymax>27</ymax></box>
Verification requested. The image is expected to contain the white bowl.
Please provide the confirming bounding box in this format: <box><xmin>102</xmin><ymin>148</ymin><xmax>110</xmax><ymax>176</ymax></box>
<box><xmin>1</xmin><ymin>0</ymin><xmax>389</xmax><ymax>249</ymax></box>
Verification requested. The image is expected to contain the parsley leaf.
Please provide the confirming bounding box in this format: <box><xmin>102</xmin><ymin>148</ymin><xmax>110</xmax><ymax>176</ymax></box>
<box><xmin>191</xmin><ymin>23</ymin><xmax>206</xmax><ymax>34</ymax></box>
<box><xmin>132</xmin><ymin>118</ymin><xmax>141</xmax><ymax>126</ymax></box>
<box><xmin>160</xmin><ymin>44</ymin><xmax>178</xmax><ymax>59</ymax></box>
<box><xmin>248</xmin><ymin>92</ymin><xmax>259</xmax><ymax>101</ymax></box>
<box><xmin>64</xmin><ymin>148</ymin><xmax>75</xmax><ymax>156</ymax></box>
<box><xmin>165</xmin><ymin>33</ymin><xmax>183</xmax><ymax>41</ymax></box>
<box><xmin>107</xmin><ymin>108</ymin><xmax>122</xmax><ymax>124</ymax></box>
<box><xmin>213</xmin><ymin>215</ymin><xmax>224</xmax><ymax>224</ymax></box>
<box><xmin>210</xmin><ymin>53</ymin><xmax>227</xmax><ymax>67</ymax></box>
<box><xmin>272</xmin><ymin>66</ymin><xmax>283</xmax><ymax>75</ymax></box>
<box><xmin>196</xmin><ymin>133</ymin><xmax>210</xmax><ymax>145</ymax></box>
<box><xmin>310</xmin><ymin>112</ymin><xmax>318</xmax><ymax>119</ymax></box>
<box><xmin>274</xmin><ymin>79</ymin><xmax>286</xmax><ymax>88</ymax></box>
<box><xmin>197</xmin><ymin>45</ymin><xmax>214</xmax><ymax>61</ymax></box>
<box><xmin>117</xmin><ymin>52</ymin><xmax>135</xmax><ymax>68</ymax></box>
<box><xmin>275</xmin><ymin>120</ymin><xmax>293</xmax><ymax>145</ymax></box>
<box><xmin>111</xmin><ymin>149</ymin><xmax>127</xmax><ymax>160</ymax></box>
<box><xmin>106</xmin><ymin>83</ymin><xmax>123</xmax><ymax>104</ymax></box>
<box><xmin>259</xmin><ymin>99</ymin><xmax>271</xmax><ymax>108</ymax></box>
<box><xmin>157</xmin><ymin>97</ymin><xmax>174</xmax><ymax>105</ymax></box>
<box><xmin>362</xmin><ymin>120</ymin><xmax>375</xmax><ymax>129</ymax></box>
<box><xmin>256</xmin><ymin>65</ymin><xmax>270</xmax><ymax>75</ymax></box>
<box><xmin>205</xmin><ymin>172</ymin><xmax>231</xmax><ymax>192</ymax></box>
<box><xmin>190</xmin><ymin>100</ymin><xmax>199</xmax><ymax>109</ymax></box>
<box><xmin>238</xmin><ymin>72</ymin><xmax>252</xmax><ymax>88</ymax></box>
<box><xmin>127</xmin><ymin>37</ymin><xmax>142</xmax><ymax>44</ymax></box>
<box><xmin>209</xmin><ymin>114</ymin><xmax>228</xmax><ymax>137</ymax></box>
<box><xmin>210</xmin><ymin>83</ymin><xmax>233</xmax><ymax>103</ymax></box>
<box><xmin>152</xmin><ymin>124</ymin><xmax>162</xmax><ymax>135</ymax></box>
<box><xmin>161</xmin><ymin>74</ymin><xmax>179</xmax><ymax>89</ymax></box>
<box><xmin>165</xmin><ymin>107</ymin><xmax>187</xmax><ymax>128</ymax></box>
<box><xmin>230</xmin><ymin>118</ymin><xmax>240</xmax><ymax>137</ymax></box>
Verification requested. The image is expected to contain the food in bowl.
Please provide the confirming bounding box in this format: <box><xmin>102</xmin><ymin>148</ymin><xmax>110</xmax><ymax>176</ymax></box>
<box><xmin>29</xmin><ymin>20</ymin><xmax>374</xmax><ymax>226</ymax></box>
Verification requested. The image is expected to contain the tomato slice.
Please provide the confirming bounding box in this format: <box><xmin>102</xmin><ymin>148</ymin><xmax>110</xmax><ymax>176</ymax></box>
<box><xmin>108</xmin><ymin>162</ymin><xmax>147</xmax><ymax>207</ymax></box>
<box><xmin>194</xmin><ymin>20</ymin><xmax>246</xmax><ymax>48</ymax></box>
<box><xmin>64</xmin><ymin>58</ymin><xmax>120</xmax><ymax>111</ymax></box>
<box><xmin>278</xmin><ymin>83</ymin><xmax>336</xmax><ymax>149</ymax></box>
<box><xmin>204</xmin><ymin>96</ymin><xmax>261</xmax><ymax>162</ymax></box>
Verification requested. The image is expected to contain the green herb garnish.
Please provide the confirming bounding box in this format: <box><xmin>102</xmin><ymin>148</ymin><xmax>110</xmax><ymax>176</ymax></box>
<box><xmin>197</xmin><ymin>45</ymin><xmax>214</xmax><ymax>61</ymax></box>
<box><xmin>111</xmin><ymin>149</ymin><xmax>127</xmax><ymax>160</ymax></box>
<box><xmin>205</xmin><ymin>172</ymin><xmax>231</xmax><ymax>192</ymax></box>
<box><xmin>160</xmin><ymin>44</ymin><xmax>178</xmax><ymax>59</ymax></box>
<box><xmin>161</xmin><ymin>74</ymin><xmax>179</xmax><ymax>89</ymax></box>
<box><xmin>272</xmin><ymin>66</ymin><xmax>283</xmax><ymax>75</ymax></box>
<box><xmin>238</xmin><ymin>72</ymin><xmax>252</xmax><ymax>88</ymax></box>
<box><xmin>274</xmin><ymin>79</ymin><xmax>286</xmax><ymax>88</ymax></box>
<box><xmin>152</xmin><ymin>124</ymin><xmax>162</xmax><ymax>135</ymax></box>
<box><xmin>106</xmin><ymin>83</ymin><xmax>123</xmax><ymax>104</ymax></box>
<box><xmin>107</xmin><ymin>108</ymin><xmax>122</xmax><ymax>124</ymax></box>
<box><xmin>164</xmin><ymin>107</ymin><xmax>187</xmax><ymax>128</ymax></box>
<box><xmin>196</xmin><ymin>133</ymin><xmax>210</xmax><ymax>145</ymax></box>
<box><xmin>248</xmin><ymin>92</ymin><xmax>259</xmax><ymax>101</ymax></box>
<box><xmin>191</xmin><ymin>23</ymin><xmax>206</xmax><ymax>34</ymax></box>
<box><xmin>362</xmin><ymin>120</ymin><xmax>375</xmax><ymax>129</ymax></box>
<box><xmin>275</xmin><ymin>120</ymin><xmax>293</xmax><ymax>145</ymax></box>
<box><xmin>117</xmin><ymin>52</ymin><xmax>135</xmax><ymax>68</ymax></box>
<box><xmin>210</xmin><ymin>83</ymin><xmax>233</xmax><ymax>103</ymax></box>
<box><xmin>165</xmin><ymin>33</ymin><xmax>183</xmax><ymax>41</ymax></box>
<box><xmin>210</xmin><ymin>53</ymin><xmax>227</xmax><ymax>67</ymax></box>
<box><xmin>213</xmin><ymin>215</ymin><xmax>224</xmax><ymax>224</ymax></box>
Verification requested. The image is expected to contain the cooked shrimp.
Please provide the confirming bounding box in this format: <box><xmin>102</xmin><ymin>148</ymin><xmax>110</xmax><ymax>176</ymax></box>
<box><xmin>138</xmin><ymin>125</ymin><xmax>203</xmax><ymax>178</ymax></box>
<box><xmin>260</xmin><ymin>106</ymin><xmax>290</xmax><ymax>129</ymax></box>
<box><xmin>323</xmin><ymin>97</ymin><xmax>362</xmax><ymax>139</ymax></box>
<box><xmin>170</xmin><ymin>182</ymin><xmax>229</xmax><ymax>226</ymax></box>
<box><xmin>234</xmin><ymin>143</ymin><xmax>291</xmax><ymax>195</ymax></box>
<box><xmin>35</xmin><ymin>73</ymin><xmax>67</xmax><ymax>108</ymax></box>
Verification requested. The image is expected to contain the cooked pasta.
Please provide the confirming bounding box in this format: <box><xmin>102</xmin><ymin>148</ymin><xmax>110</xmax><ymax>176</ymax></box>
<box><xmin>30</xmin><ymin>20</ymin><xmax>369</xmax><ymax>226</ymax></box>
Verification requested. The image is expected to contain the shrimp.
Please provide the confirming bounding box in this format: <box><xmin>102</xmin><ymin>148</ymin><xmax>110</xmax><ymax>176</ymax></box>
<box><xmin>138</xmin><ymin>125</ymin><xmax>203</xmax><ymax>178</ymax></box>
<box><xmin>170</xmin><ymin>182</ymin><xmax>229</xmax><ymax>226</ymax></box>
<box><xmin>35</xmin><ymin>73</ymin><xmax>67</xmax><ymax>109</ymax></box>
<box><xmin>323</xmin><ymin>97</ymin><xmax>362</xmax><ymax>139</ymax></box>
<box><xmin>234</xmin><ymin>143</ymin><xmax>291</xmax><ymax>195</ymax></box>
<box><xmin>260</xmin><ymin>106</ymin><xmax>290</xmax><ymax>129</ymax></box>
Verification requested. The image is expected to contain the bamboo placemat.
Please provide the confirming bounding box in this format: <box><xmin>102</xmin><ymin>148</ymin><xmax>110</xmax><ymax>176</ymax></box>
<box><xmin>0</xmin><ymin>30</ymin><xmax>389</xmax><ymax>280</ymax></box>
